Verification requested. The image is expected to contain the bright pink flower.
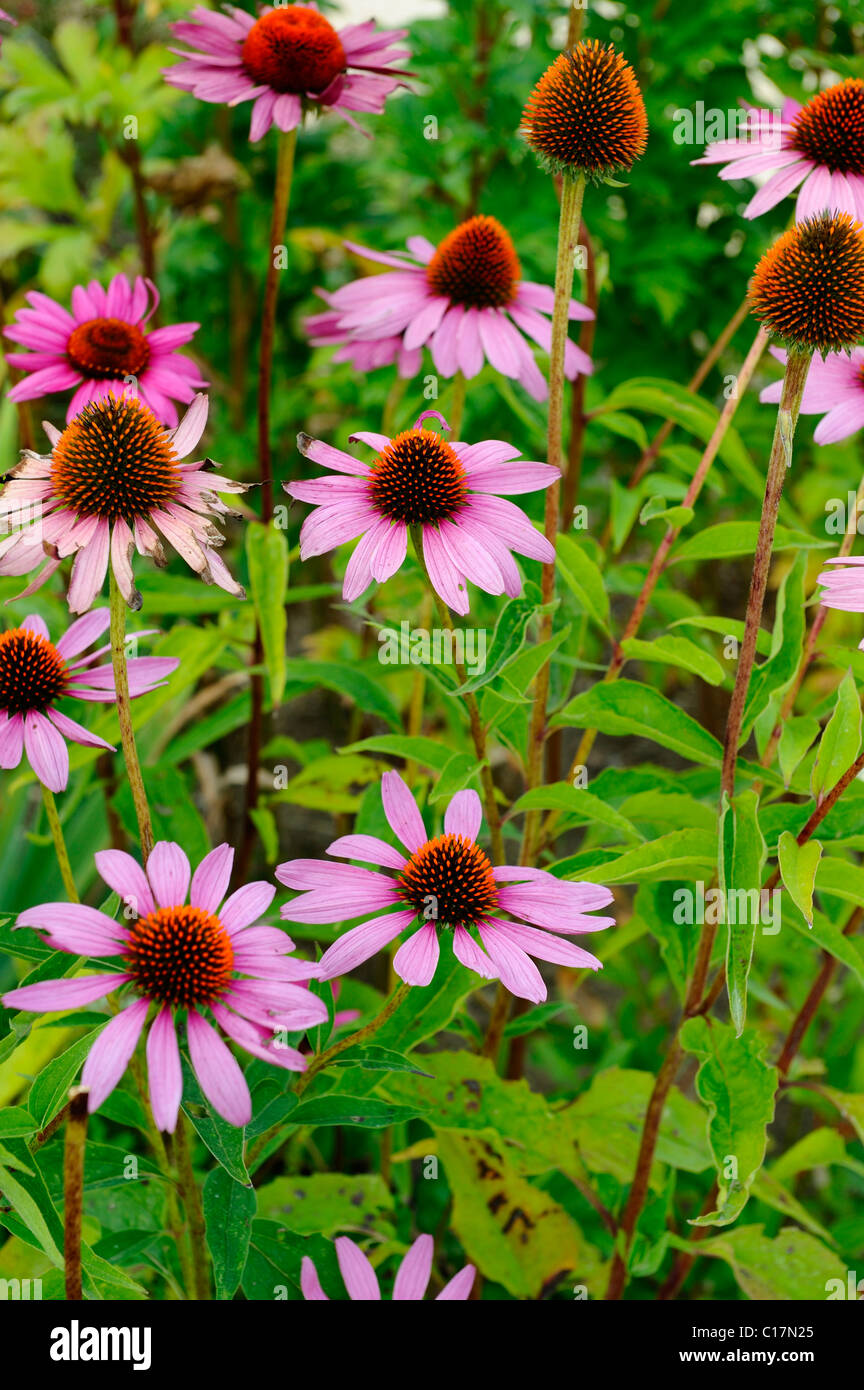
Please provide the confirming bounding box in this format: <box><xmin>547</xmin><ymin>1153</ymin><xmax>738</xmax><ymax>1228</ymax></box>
<box><xmin>286</xmin><ymin>420</ymin><xmax>559</xmax><ymax>616</ymax></box>
<box><xmin>277</xmin><ymin>772</ymin><xmax>614</xmax><ymax>1004</ymax></box>
<box><xmin>693</xmin><ymin>83</ymin><xmax>864</xmax><ymax>222</ymax></box>
<box><xmin>0</xmin><ymin>393</ymin><xmax>246</xmax><ymax>613</ymax></box>
<box><xmin>164</xmin><ymin>4</ymin><xmax>410</xmax><ymax>142</ymax></box>
<box><xmin>301</xmin><ymin>1234</ymin><xmax>475</xmax><ymax>1301</ymax></box>
<box><xmin>4</xmin><ymin>273</ymin><xmax>206</xmax><ymax>427</ymax></box>
<box><xmin>817</xmin><ymin>555</ymin><xmax>864</xmax><ymax>640</ymax></box>
<box><xmin>761</xmin><ymin>345</ymin><xmax>864</xmax><ymax>445</ymax></box>
<box><xmin>0</xmin><ymin>610</ymin><xmax>176</xmax><ymax>793</ymax></box>
<box><xmin>1</xmin><ymin>842</ymin><xmax>327</xmax><ymax>1130</ymax></box>
<box><xmin>306</xmin><ymin>215</ymin><xmax>594</xmax><ymax>400</ymax></box>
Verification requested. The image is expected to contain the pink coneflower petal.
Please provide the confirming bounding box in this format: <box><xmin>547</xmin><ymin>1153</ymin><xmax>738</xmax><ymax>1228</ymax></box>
<box><xmin>23</xmin><ymin>710</ymin><xmax>68</xmax><ymax>792</ymax></box>
<box><xmin>393</xmin><ymin>1234</ymin><xmax>433</xmax><ymax>1300</ymax></box>
<box><xmin>95</xmin><ymin>848</ymin><xmax>156</xmax><ymax>915</ymax></box>
<box><xmin>488</xmin><ymin>917</ymin><xmax>602</xmax><ymax>970</ymax></box>
<box><xmin>17</xmin><ymin>902</ymin><xmax>127</xmax><ymax>956</ymax></box>
<box><xmin>325</xmin><ymin>834</ymin><xmax>407</xmax><ymax>870</ymax></box>
<box><xmin>392</xmin><ymin>922</ymin><xmax>439</xmax><ymax>987</ymax></box>
<box><xmin>190</xmin><ymin>843</ymin><xmax>234</xmax><ymax>913</ymax></box>
<box><xmin>436</xmin><ymin>1265</ymin><xmax>477</xmax><ymax>1300</ymax></box>
<box><xmin>81</xmin><ymin>998</ymin><xmax>149</xmax><ymax>1112</ymax></box>
<box><xmin>382</xmin><ymin>769</ymin><xmax>427</xmax><ymax>852</ymax></box>
<box><xmin>147</xmin><ymin>1006</ymin><xmax>184</xmax><ymax>1133</ymax></box>
<box><xmin>476</xmin><ymin>924</ymin><xmax>546</xmax><ymax>1003</ymax></box>
<box><xmin>187</xmin><ymin>1008</ymin><xmax>252</xmax><ymax>1126</ymax></box>
<box><xmin>444</xmin><ymin>789</ymin><xmax>483</xmax><ymax>840</ymax></box>
<box><xmin>301</xmin><ymin>1257</ymin><xmax>329</xmax><ymax>1301</ymax></box>
<box><xmin>219</xmin><ymin>881</ymin><xmax>276</xmax><ymax>933</ymax></box>
<box><xmin>452</xmin><ymin>924</ymin><xmax>497</xmax><ymax>978</ymax></box>
<box><xmin>316</xmin><ymin>909</ymin><xmax>417</xmax><ymax>980</ymax></box>
<box><xmin>0</xmin><ymin>713</ymin><xmax>24</xmax><ymax>769</ymax></box>
<box><xmin>147</xmin><ymin>841</ymin><xmax>191</xmax><ymax>908</ymax></box>
<box><xmin>1</xmin><ymin>972</ymin><xmax>131</xmax><ymax>1012</ymax></box>
<box><xmin>335</xmin><ymin>1237</ymin><xmax>381</xmax><ymax>1301</ymax></box>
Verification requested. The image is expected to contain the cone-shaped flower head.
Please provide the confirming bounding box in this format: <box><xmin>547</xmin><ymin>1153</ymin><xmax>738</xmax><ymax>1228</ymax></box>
<box><xmin>749</xmin><ymin>212</ymin><xmax>864</xmax><ymax>354</ymax></box>
<box><xmin>521</xmin><ymin>39</ymin><xmax>647</xmax><ymax>180</ymax></box>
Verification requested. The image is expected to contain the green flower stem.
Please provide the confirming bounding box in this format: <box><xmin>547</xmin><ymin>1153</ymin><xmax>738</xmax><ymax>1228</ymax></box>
<box><xmin>720</xmin><ymin>345</ymin><xmax>812</xmax><ymax>799</ymax></box>
<box><xmin>239</xmin><ymin>125</ymin><xmax>298</xmax><ymax>884</ymax></box>
<box><xmin>295</xmin><ymin>980</ymin><xmax>412</xmax><ymax>1098</ymax></box>
<box><xmin>63</xmin><ymin>1086</ymin><xmax>88</xmax><ymax>1300</ymax></box>
<box><xmin>522</xmin><ymin>171</ymin><xmax>586</xmax><ymax>863</ymax></box>
<box><xmin>449</xmin><ymin>370</ymin><xmax>467</xmax><ymax>439</ymax></box>
<box><xmin>41</xmin><ymin>785</ymin><xmax>79</xmax><ymax>903</ymax></box>
<box><xmin>409</xmin><ymin>524</ymin><xmax>504</xmax><ymax>863</ymax></box>
<box><xmin>173</xmin><ymin>1113</ymin><xmax>210</xmax><ymax>1300</ymax></box>
<box><xmin>109</xmin><ymin>568</ymin><xmax>154</xmax><ymax>861</ymax></box>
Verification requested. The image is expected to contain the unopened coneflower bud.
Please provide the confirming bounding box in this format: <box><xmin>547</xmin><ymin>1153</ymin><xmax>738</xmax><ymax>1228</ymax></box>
<box><xmin>520</xmin><ymin>39</ymin><xmax>648</xmax><ymax>181</ymax></box>
<box><xmin>749</xmin><ymin>212</ymin><xmax>864</xmax><ymax>355</ymax></box>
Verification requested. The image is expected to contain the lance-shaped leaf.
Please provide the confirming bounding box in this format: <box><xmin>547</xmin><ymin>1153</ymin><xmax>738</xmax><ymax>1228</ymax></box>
<box><xmin>719</xmin><ymin>788</ymin><xmax>766</xmax><ymax>1034</ymax></box>
<box><xmin>246</xmin><ymin>521</ymin><xmax>289</xmax><ymax>706</ymax></box>
<box><xmin>777</xmin><ymin>831</ymin><xmax>822</xmax><ymax>928</ymax></box>
<box><xmin>680</xmin><ymin>1017</ymin><xmax>777</xmax><ymax>1226</ymax></box>
<box><xmin>811</xmin><ymin>669</ymin><xmax>861</xmax><ymax>804</ymax></box>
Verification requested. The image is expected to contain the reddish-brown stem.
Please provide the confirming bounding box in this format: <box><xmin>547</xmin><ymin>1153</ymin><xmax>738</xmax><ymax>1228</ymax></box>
<box><xmin>63</xmin><ymin>1087</ymin><xmax>88</xmax><ymax>1300</ymax></box>
<box><xmin>560</xmin><ymin>221</ymin><xmax>597</xmax><ymax>529</ymax></box>
<box><xmin>721</xmin><ymin>347</ymin><xmax>811</xmax><ymax>798</ymax></box>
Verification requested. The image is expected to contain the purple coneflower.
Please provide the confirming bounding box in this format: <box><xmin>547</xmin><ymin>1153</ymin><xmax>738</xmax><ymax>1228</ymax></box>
<box><xmin>1</xmin><ymin>841</ymin><xmax>327</xmax><ymax>1129</ymax></box>
<box><xmin>164</xmin><ymin>4</ymin><xmax>409</xmax><ymax>141</ymax></box>
<box><xmin>760</xmin><ymin>344</ymin><xmax>864</xmax><ymax>445</ymax></box>
<box><xmin>305</xmin><ymin>215</ymin><xmax>594</xmax><ymax>400</ymax></box>
<box><xmin>0</xmin><ymin>393</ymin><xmax>246</xmax><ymax>612</ymax></box>
<box><xmin>301</xmin><ymin>1234</ymin><xmax>475</xmax><ymax>1301</ymax></box>
<box><xmin>4</xmin><ymin>273</ymin><xmax>206</xmax><ymax>427</ymax></box>
<box><xmin>286</xmin><ymin>418</ymin><xmax>559</xmax><ymax>616</ymax></box>
<box><xmin>694</xmin><ymin>81</ymin><xmax>864</xmax><ymax>222</ymax></box>
<box><xmin>277</xmin><ymin>772</ymin><xmax>614</xmax><ymax>1003</ymax></box>
<box><xmin>0</xmin><ymin>610</ymin><xmax>176</xmax><ymax>792</ymax></box>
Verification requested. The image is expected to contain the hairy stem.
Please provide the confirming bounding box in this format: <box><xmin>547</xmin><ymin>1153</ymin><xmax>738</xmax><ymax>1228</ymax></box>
<box><xmin>63</xmin><ymin>1087</ymin><xmax>88</xmax><ymax>1300</ymax></box>
<box><xmin>41</xmin><ymin>786</ymin><xmax>79</xmax><ymax>903</ymax></box>
<box><xmin>174</xmin><ymin>1114</ymin><xmax>210</xmax><ymax>1300</ymax></box>
<box><xmin>109</xmin><ymin>569</ymin><xmax>153</xmax><ymax>861</ymax></box>
<box><xmin>720</xmin><ymin>347</ymin><xmax>811</xmax><ymax>798</ymax></box>
<box><xmin>295</xmin><ymin>981</ymin><xmax>411</xmax><ymax>1097</ymax></box>
<box><xmin>522</xmin><ymin>172</ymin><xmax>586</xmax><ymax>862</ymax></box>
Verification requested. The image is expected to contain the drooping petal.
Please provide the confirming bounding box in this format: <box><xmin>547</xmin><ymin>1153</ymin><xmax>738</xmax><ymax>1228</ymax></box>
<box><xmin>187</xmin><ymin>1009</ymin><xmax>252</xmax><ymax>1126</ymax></box>
<box><xmin>393</xmin><ymin>1234</ymin><xmax>433</xmax><ymax>1300</ymax></box>
<box><xmin>147</xmin><ymin>1006</ymin><xmax>183</xmax><ymax>1133</ymax></box>
<box><xmin>81</xmin><ymin>998</ymin><xmax>149</xmax><ymax>1112</ymax></box>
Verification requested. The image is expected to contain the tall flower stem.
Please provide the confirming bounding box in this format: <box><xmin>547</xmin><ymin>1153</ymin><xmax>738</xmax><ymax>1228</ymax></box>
<box><xmin>240</xmin><ymin>126</ymin><xmax>298</xmax><ymax>883</ymax></box>
<box><xmin>522</xmin><ymin>171</ymin><xmax>586</xmax><ymax>863</ymax></box>
<box><xmin>449</xmin><ymin>370</ymin><xmax>467</xmax><ymax>438</ymax></box>
<box><xmin>41</xmin><ymin>786</ymin><xmax>79</xmax><ymax>903</ymax></box>
<box><xmin>109</xmin><ymin>569</ymin><xmax>154</xmax><ymax>861</ymax></box>
<box><xmin>560</xmin><ymin>219</ymin><xmax>596</xmax><ymax>529</ymax></box>
<box><xmin>296</xmin><ymin>981</ymin><xmax>412</xmax><ymax>1098</ymax></box>
<box><xmin>409</xmin><ymin>525</ymin><xmax>504</xmax><ymax>863</ymax></box>
<box><xmin>63</xmin><ymin>1086</ymin><xmax>88</xmax><ymax>1300</ymax></box>
<box><xmin>173</xmin><ymin>1113</ymin><xmax>210</xmax><ymax>1300</ymax></box>
<box><xmin>257</xmin><ymin>127</ymin><xmax>297</xmax><ymax>522</ymax></box>
<box><xmin>720</xmin><ymin>346</ymin><xmax>812</xmax><ymax>798</ymax></box>
<box><xmin>545</xmin><ymin>324</ymin><xmax>770</xmax><ymax>841</ymax></box>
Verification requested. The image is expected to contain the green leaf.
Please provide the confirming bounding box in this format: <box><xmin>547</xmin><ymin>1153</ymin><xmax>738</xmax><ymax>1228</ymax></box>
<box><xmin>181</xmin><ymin>1062</ymin><xmax>248</xmax><ymax>1185</ymax></box>
<box><xmin>509</xmin><ymin>782</ymin><xmax>641</xmax><ymax>841</ymax></box>
<box><xmin>620</xmin><ymin>634</ymin><xmax>725</xmax><ymax>686</ymax></box>
<box><xmin>683</xmin><ymin>1225</ymin><xmax>847</xmax><ymax>1300</ymax></box>
<box><xmin>241</xmin><ymin>1221</ymin><xmax>344</xmax><ymax>1301</ymax></box>
<box><xmin>27</xmin><ymin>1024</ymin><xmax>107</xmax><ymax>1130</ymax></box>
<box><xmin>740</xmin><ymin>552</ymin><xmax>807</xmax><ymax>737</ymax></box>
<box><xmin>429</xmin><ymin>752</ymin><xmax>483</xmax><ymax>804</ymax></box>
<box><xmin>565</xmin><ymin>1066</ymin><xmax>711</xmax><ymax>1182</ymax></box>
<box><xmin>553</xmin><ymin>680</ymin><xmax>723</xmax><ymax>767</ymax></box>
<box><xmin>339</xmin><ymin>735</ymin><xmax>454</xmax><ymax>771</ymax></box>
<box><xmin>203</xmin><ymin>1168</ymin><xmax>257</xmax><ymax>1301</ymax></box>
<box><xmin>290</xmin><ymin>1095</ymin><xmax>422</xmax><ymax>1128</ymax></box>
<box><xmin>246</xmin><ymin>522</ymin><xmax>289</xmax><ymax>706</ymax></box>
<box><xmin>672</xmin><ymin>522</ymin><xmax>831</xmax><ymax>565</ymax></box>
<box><xmin>719</xmin><ymin>789</ymin><xmax>766</xmax><ymax>1035</ymax></box>
<box><xmin>556</xmin><ymin>535</ymin><xmax>610</xmax><ymax>631</ymax></box>
<box><xmin>255</xmin><ymin>1173</ymin><xmax>393</xmax><ymax>1236</ymax></box>
<box><xmin>0</xmin><ymin>1106</ymin><xmax>36</xmax><ymax>1139</ymax></box>
<box><xmin>639</xmin><ymin>494</ymin><xmax>694</xmax><ymax>529</ymax></box>
<box><xmin>328</xmin><ymin>1045</ymin><xmax>433</xmax><ymax>1076</ymax></box>
<box><xmin>778</xmin><ymin>832</ymin><xmax>822</xmax><ymax>929</ymax></box>
<box><xmin>680</xmin><ymin>1017</ymin><xmax>778</xmax><ymax>1226</ymax></box>
<box><xmin>566</xmin><ymin>829</ymin><xmax>715</xmax><ymax>884</ymax></box>
<box><xmin>452</xmin><ymin>585</ymin><xmax>546</xmax><ymax>695</ymax></box>
<box><xmin>811</xmin><ymin>670</ymin><xmax>861</xmax><ymax>803</ymax></box>
<box><xmin>436</xmin><ymin>1129</ymin><xmax>600</xmax><ymax>1299</ymax></box>
<box><xmin>778</xmin><ymin>715</ymin><xmax>820</xmax><ymax>786</ymax></box>
<box><xmin>282</xmin><ymin>660</ymin><xmax>401</xmax><ymax>731</ymax></box>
